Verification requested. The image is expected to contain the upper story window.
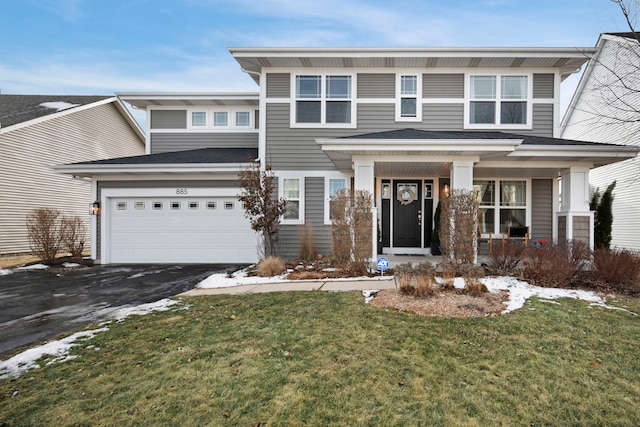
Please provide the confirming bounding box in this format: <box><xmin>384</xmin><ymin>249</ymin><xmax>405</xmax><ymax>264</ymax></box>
<box><xmin>467</xmin><ymin>75</ymin><xmax>530</xmax><ymax>129</ymax></box>
<box><xmin>396</xmin><ymin>74</ymin><xmax>422</xmax><ymax>122</ymax></box>
<box><xmin>191</xmin><ymin>111</ymin><xmax>207</xmax><ymax>127</ymax></box>
<box><xmin>186</xmin><ymin>108</ymin><xmax>256</xmax><ymax>130</ymax></box>
<box><xmin>293</xmin><ymin>74</ymin><xmax>354</xmax><ymax>127</ymax></box>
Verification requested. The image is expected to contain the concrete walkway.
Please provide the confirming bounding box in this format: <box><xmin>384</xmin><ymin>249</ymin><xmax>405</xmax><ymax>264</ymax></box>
<box><xmin>178</xmin><ymin>276</ymin><xmax>397</xmax><ymax>296</ymax></box>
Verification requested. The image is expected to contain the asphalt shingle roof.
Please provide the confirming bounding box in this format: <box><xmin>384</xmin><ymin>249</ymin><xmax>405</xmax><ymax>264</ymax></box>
<box><xmin>69</xmin><ymin>147</ymin><xmax>258</xmax><ymax>165</ymax></box>
<box><xmin>340</xmin><ymin>128</ymin><xmax>622</xmax><ymax>147</ymax></box>
<box><xmin>0</xmin><ymin>94</ymin><xmax>111</xmax><ymax>128</ymax></box>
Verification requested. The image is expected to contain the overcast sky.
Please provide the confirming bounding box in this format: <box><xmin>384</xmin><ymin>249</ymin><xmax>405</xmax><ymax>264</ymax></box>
<box><xmin>0</xmin><ymin>0</ymin><xmax>633</xmax><ymax>121</ymax></box>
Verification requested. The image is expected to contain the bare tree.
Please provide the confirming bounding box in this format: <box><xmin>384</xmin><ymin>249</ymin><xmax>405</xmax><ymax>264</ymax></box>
<box><xmin>238</xmin><ymin>161</ymin><xmax>287</xmax><ymax>258</ymax></box>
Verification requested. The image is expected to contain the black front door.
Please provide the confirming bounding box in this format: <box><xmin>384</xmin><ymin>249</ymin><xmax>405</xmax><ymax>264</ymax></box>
<box><xmin>393</xmin><ymin>181</ymin><xmax>422</xmax><ymax>247</ymax></box>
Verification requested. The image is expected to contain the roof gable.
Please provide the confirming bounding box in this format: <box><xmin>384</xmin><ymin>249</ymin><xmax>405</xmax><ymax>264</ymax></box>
<box><xmin>0</xmin><ymin>95</ymin><xmax>111</xmax><ymax>128</ymax></box>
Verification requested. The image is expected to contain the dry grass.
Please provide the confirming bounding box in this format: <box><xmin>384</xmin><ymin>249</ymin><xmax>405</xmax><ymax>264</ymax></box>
<box><xmin>0</xmin><ymin>253</ymin><xmax>39</xmax><ymax>269</ymax></box>
<box><xmin>256</xmin><ymin>256</ymin><xmax>286</xmax><ymax>277</ymax></box>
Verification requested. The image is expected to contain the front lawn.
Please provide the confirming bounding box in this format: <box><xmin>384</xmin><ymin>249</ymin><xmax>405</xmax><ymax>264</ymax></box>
<box><xmin>2</xmin><ymin>291</ymin><xmax>639</xmax><ymax>426</ymax></box>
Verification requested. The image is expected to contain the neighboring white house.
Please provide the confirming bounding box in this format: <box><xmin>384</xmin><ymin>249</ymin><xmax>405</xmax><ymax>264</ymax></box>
<box><xmin>561</xmin><ymin>32</ymin><xmax>640</xmax><ymax>250</ymax></box>
<box><xmin>0</xmin><ymin>95</ymin><xmax>145</xmax><ymax>255</ymax></box>
<box><xmin>56</xmin><ymin>46</ymin><xmax>639</xmax><ymax>264</ymax></box>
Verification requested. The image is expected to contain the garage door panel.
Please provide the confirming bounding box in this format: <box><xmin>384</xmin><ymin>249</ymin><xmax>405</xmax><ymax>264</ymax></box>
<box><xmin>108</xmin><ymin>196</ymin><xmax>258</xmax><ymax>264</ymax></box>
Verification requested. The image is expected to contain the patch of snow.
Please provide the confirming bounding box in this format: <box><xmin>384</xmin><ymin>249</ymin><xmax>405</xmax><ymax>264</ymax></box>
<box><xmin>0</xmin><ymin>269</ymin><xmax>12</xmax><ymax>276</ymax></box>
<box><xmin>0</xmin><ymin>328</ymin><xmax>108</xmax><ymax>379</ymax></box>
<box><xmin>0</xmin><ymin>299</ymin><xmax>184</xmax><ymax>379</ymax></box>
<box><xmin>362</xmin><ymin>290</ymin><xmax>381</xmax><ymax>303</ymax></box>
<box><xmin>62</xmin><ymin>262</ymin><xmax>81</xmax><ymax>268</ymax></box>
<box><xmin>39</xmin><ymin>101</ymin><xmax>80</xmax><ymax>112</ymax></box>
<box><xmin>15</xmin><ymin>263</ymin><xmax>49</xmax><ymax>271</ymax></box>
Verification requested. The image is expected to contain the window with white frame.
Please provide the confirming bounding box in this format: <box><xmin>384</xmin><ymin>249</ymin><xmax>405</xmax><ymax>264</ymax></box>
<box><xmin>213</xmin><ymin>111</ymin><xmax>228</xmax><ymax>127</ymax></box>
<box><xmin>282</xmin><ymin>178</ymin><xmax>302</xmax><ymax>223</ymax></box>
<box><xmin>468</xmin><ymin>75</ymin><xmax>529</xmax><ymax>127</ymax></box>
<box><xmin>474</xmin><ymin>179</ymin><xmax>527</xmax><ymax>235</ymax></box>
<box><xmin>191</xmin><ymin>111</ymin><xmax>207</xmax><ymax>127</ymax></box>
<box><xmin>326</xmin><ymin>177</ymin><xmax>347</xmax><ymax>223</ymax></box>
<box><xmin>294</xmin><ymin>74</ymin><xmax>353</xmax><ymax>125</ymax></box>
<box><xmin>236</xmin><ymin>111</ymin><xmax>251</xmax><ymax>127</ymax></box>
<box><xmin>400</xmin><ymin>75</ymin><xmax>418</xmax><ymax>118</ymax></box>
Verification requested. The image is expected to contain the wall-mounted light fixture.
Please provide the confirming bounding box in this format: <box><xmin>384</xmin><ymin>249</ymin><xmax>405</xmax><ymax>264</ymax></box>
<box><xmin>90</xmin><ymin>201</ymin><xmax>101</xmax><ymax>215</ymax></box>
<box><xmin>442</xmin><ymin>183</ymin><xmax>450</xmax><ymax>197</ymax></box>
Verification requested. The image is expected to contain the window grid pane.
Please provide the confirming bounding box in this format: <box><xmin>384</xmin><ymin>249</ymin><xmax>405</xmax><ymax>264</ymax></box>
<box><xmin>296</xmin><ymin>75</ymin><xmax>321</xmax><ymax>98</ymax></box>
<box><xmin>501</xmin><ymin>76</ymin><xmax>527</xmax><ymax>99</ymax></box>
<box><xmin>474</xmin><ymin>180</ymin><xmax>495</xmax><ymax>205</ymax></box>
<box><xmin>214</xmin><ymin>112</ymin><xmax>228</xmax><ymax>126</ymax></box>
<box><xmin>236</xmin><ymin>111</ymin><xmax>250</xmax><ymax>126</ymax></box>
<box><xmin>326</xmin><ymin>101</ymin><xmax>351</xmax><ymax>123</ymax></box>
<box><xmin>326</xmin><ymin>76</ymin><xmax>351</xmax><ymax>99</ymax></box>
<box><xmin>470</xmin><ymin>101</ymin><xmax>495</xmax><ymax>124</ymax></box>
<box><xmin>470</xmin><ymin>76</ymin><xmax>496</xmax><ymax>99</ymax></box>
<box><xmin>192</xmin><ymin>111</ymin><xmax>206</xmax><ymax>126</ymax></box>
<box><xmin>296</xmin><ymin>101</ymin><xmax>321</xmax><ymax>123</ymax></box>
<box><xmin>401</xmin><ymin>98</ymin><xmax>417</xmax><ymax>117</ymax></box>
<box><xmin>500</xmin><ymin>181</ymin><xmax>526</xmax><ymax>206</ymax></box>
<box><xmin>500</xmin><ymin>209</ymin><xmax>526</xmax><ymax>234</ymax></box>
<box><xmin>283</xmin><ymin>179</ymin><xmax>300</xmax><ymax>199</ymax></box>
<box><xmin>401</xmin><ymin>75</ymin><xmax>417</xmax><ymax>95</ymax></box>
<box><xmin>329</xmin><ymin>179</ymin><xmax>346</xmax><ymax>197</ymax></box>
<box><xmin>500</xmin><ymin>102</ymin><xmax>527</xmax><ymax>124</ymax></box>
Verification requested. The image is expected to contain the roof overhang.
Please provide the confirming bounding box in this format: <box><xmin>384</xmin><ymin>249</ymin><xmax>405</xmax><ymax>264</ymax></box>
<box><xmin>53</xmin><ymin>162</ymin><xmax>253</xmax><ymax>179</ymax></box>
<box><xmin>116</xmin><ymin>92</ymin><xmax>260</xmax><ymax>109</ymax></box>
<box><xmin>229</xmin><ymin>47</ymin><xmax>597</xmax><ymax>83</ymax></box>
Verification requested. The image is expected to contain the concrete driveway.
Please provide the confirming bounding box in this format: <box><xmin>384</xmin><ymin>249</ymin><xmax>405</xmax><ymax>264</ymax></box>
<box><xmin>0</xmin><ymin>264</ymin><xmax>244</xmax><ymax>356</ymax></box>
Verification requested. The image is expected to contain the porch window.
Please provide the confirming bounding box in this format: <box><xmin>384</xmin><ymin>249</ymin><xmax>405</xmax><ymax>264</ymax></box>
<box><xmin>468</xmin><ymin>75</ymin><xmax>529</xmax><ymax>127</ymax></box>
<box><xmin>282</xmin><ymin>178</ymin><xmax>303</xmax><ymax>223</ymax></box>
<box><xmin>474</xmin><ymin>179</ymin><xmax>527</xmax><ymax>235</ymax></box>
<box><xmin>294</xmin><ymin>74</ymin><xmax>353</xmax><ymax>125</ymax></box>
<box><xmin>326</xmin><ymin>178</ymin><xmax>347</xmax><ymax>223</ymax></box>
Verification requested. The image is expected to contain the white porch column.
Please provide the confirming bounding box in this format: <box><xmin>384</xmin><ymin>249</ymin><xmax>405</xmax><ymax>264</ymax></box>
<box><xmin>557</xmin><ymin>166</ymin><xmax>594</xmax><ymax>248</ymax></box>
<box><xmin>451</xmin><ymin>160</ymin><xmax>474</xmax><ymax>191</ymax></box>
<box><xmin>353</xmin><ymin>159</ymin><xmax>377</xmax><ymax>264</ymax></box>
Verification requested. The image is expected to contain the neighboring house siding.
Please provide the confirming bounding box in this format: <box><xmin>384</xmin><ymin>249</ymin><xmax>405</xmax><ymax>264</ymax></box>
<box><xmin>266</xmin><ymin>73</ymin><xmax>290</xmax><ymax>98</ymax></box>
<box><xmin>531</xmin><ymin>179</ymin><xmax>553</xmax><ymax>243</ymax></box>
<box><xmin>533</xmin><ymin>73</ymin><xmax>554</xmax><ymax>98</ymax></box>
<box><xmin>277</xmin><ymin>177</ymin><xmax>331</xmax><ymax>259</ymax></box>
<box><xmin>150</xmin><ymin>133</ymin><xmax>259</xmax><ymax>154</ymax></box>
<box><xmin>150</xmin><ymin>110</ymin><xmax>187</xmax><ymax>129</ymax></box>
<box><xmin>561</xmin><ymin>37</ymin><xmax>640</xmax><ymax>250</ymax></box>
<box><xmin>95</xmin><ymin>180</ymin><xmax>239</xmax><ymax>260</ymax></box>
<box><xmin>357</xmin><ymin>74</ymin><xmax>395</xmax><ymax>98</ymax></box>
<box><xmin>423</xmin><ymin>74</ymin><xmax>464</xmax><ymax>98</ymax></box>
<box><xmin>0</xmin><ymin>103</ymin><xmax>144</xmax><ymax>254</ymax></box>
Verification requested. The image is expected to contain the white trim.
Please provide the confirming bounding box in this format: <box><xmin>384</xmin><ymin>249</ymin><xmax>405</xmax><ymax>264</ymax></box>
<box><xmin>324</xmin><ymin>174</ymin><xmax>351</xmax><ymax>225</ymax></box>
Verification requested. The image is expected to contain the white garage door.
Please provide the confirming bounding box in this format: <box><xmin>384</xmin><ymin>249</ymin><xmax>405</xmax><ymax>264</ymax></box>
<box><xmin>107</xmin><ymin>197</ymin><xmax>258</xmax><ymax>264</ymax></box>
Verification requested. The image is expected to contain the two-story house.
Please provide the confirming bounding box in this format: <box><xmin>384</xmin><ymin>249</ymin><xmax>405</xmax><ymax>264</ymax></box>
<box><xmin>55</xmin><ymin>47</ymin><xmax>639</xmax><ymax>264</ymax></box>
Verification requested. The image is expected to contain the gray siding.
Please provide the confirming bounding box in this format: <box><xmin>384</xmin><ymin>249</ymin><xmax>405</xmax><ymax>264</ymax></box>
<box><xmin>423</xmin><ymin>104</ymin><xmax>465</xmax><ymax>130</ymax></box>
<box><xmin>266</xmin><ymin>73</ymin><xmax>290</xmax><ymax>98</ymax></box>
<box><xmin>357</xmin><ymin>73</ymin><xmax>395</xmax><ymax>98</ymax></box>
<box><xmin>423</xmin><ymin>74</ymin><xmax>464</xmax><ymax>98</ymax></box>
<box><xmin>150</xmin><ymin>110</ymin><xmax>187</xmax><ymax>129</ymax></box>
<box><xmin>95</xmin><ymin>180</ymin><xmax>239</xmax><ymax>260</ymax></box>
<box><xmin>530</xmin><ymin>104</ymin><xmax>553</xmax><ymax>137</ymax></box>
<box><xmin>531</xmin><ymin>179</ymin><xmax>553</xmax><ymax>243</ymax></box>
<box><xmin>277</xmin><ymin>177</ymin><xmax>331</xmax><ymax>259</ymax></box>
<box><xmin>533</xmin><ymin>74</ymin><xmax>554</xmax><ymax>98</ymax></box>
<box><xmin>150</xmin><ymin>133</ymin><xmax>259</xmax><ymax>154</ymax></box>
<box><xmin>0</xmin><ymin>102</ymin><xmax>144</xmax><ymax>255</ymax></box>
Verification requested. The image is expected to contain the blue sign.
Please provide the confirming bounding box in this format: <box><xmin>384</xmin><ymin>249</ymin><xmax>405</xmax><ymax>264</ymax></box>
<box><xmin>376</xmin><ymin>257</ymin><xmax>389</xmax><ymax>271</ymax></box>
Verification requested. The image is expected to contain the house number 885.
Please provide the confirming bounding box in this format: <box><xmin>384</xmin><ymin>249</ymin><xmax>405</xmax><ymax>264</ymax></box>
<box><xmin>176</xmin><ymin>188</ymin><xmax>188</xmax><ymax>195</ymax></box>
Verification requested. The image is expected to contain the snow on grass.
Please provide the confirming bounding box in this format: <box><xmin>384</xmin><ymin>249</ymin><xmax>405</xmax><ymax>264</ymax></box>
<box><xmin>61</xmin><ymin>262</ymin><xmax>81</xmax><ymax>268</ymax></box>
<box><xmin>0</xmin><ymin>299</ymin><xmax>182</xmax><ymax>379</ymax></box>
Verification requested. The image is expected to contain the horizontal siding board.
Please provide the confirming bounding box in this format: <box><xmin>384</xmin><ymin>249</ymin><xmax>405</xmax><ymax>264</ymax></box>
<box><xmin>530</xmin><ymin>104</ymin><xmax>553</xmax><ymax>137</ymax></box>
<box><xmin>150</xmin><ymin>133</ymin><xmax>258</xmax><ymax>154</ymax></box>
<box><xmin>531</xmin><ymin>179</ymin><xmax>553</xmax><ymax>243</ymax></box>
<box><xmin>533</xmin><ymin>73</ymin><xmax>554</xmax><ymax>98</ymax></box>
<box><xmin>150</xmin><ymin>110</ymin><xmax>187</xmax><ymax>129</ymax></box>
<box><xmin>423</xmin><ymin>74</ymin><xmax>464</xmax><ymax>98</ymax></box>
<box><xmin>0</xmin><ymin>103</ymin><xmax>144</xmax><ymax>254</ymax></box>
<box><xmin>357</xmin><ymin>73</ymin><xmax>395</xmax><ymax>98</ymax></box>
<box><xmin>423</xmin><ymin>104</ymin><xmax>465</xmax><ymax>130</ymax></box>
<box><xmin>266</xmin><ymin>73</ymin><xmax>290</xmax><ymax>98</ymax></box>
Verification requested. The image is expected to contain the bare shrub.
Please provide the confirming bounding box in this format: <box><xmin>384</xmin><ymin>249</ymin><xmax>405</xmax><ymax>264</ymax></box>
<box><xmin>592</xmin><ymin>248</ymin><xmax>640</xmax><ymax>288</ymax></box>
<box><xmin>440</xmin><ymin>268</ymin><xmax>456</xmax><ymax>291</ymax></box>
<box><xmin>414</xmin><ymin>274</ymin><xmax>435</xmax><ymax>298</ymax></box>
<box><xmin>256</xmin><ymin>256</ymin><xmax>286</xmax><ymax>277</ymax></box>
<box><xmin>330</xmin><ymin>189</ymin><xmax>373</xmax><ymax>275</ymax></box>
<box><xmin>487</xmin><ymin>240</ymin><xmax>525</xmax><ymax>276</ymax></box>
<box><xmin>60</xmin><ymin>215</ymin><xmax>87</xmax><ymax>259</ymax></box>
<box><xmin>298</xmin><ymin>224</ymin><xmax>317</xmax><ymax>262</ymax></box>
<box><xmin>440</xmin><ymin>189</ymin><xmax>478</xmax><ymax>264</ymax></box>
<box><xmin>522</xmin><ymin>242</ymin><xmax>586</xmax><ymax>288</ymax></box>
<box><xmin>26</xmin><ymin>208</ymin><xmax>63</xmax><ymax>262</ymax></box>
<box><xmin>464</xmin><ymin>276</ymin><xmax>488</xmax><ymax>297</ymax></box>
<box><xmin>456</xmin><ymin>263</ymin><xmax>486</xmax><ymax>278</ymax></box>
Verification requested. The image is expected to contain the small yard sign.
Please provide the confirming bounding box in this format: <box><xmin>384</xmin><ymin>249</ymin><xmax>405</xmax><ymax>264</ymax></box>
<box><xmin>376</xmin><ymin>257</ymin><xmax>389</xmax><ymax>275</ymax></box>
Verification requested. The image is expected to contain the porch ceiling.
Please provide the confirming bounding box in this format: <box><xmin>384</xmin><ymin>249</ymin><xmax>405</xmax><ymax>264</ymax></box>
<box><xmin>375</xmin><ymin>162</ymin><xmax>450</xmax><ymax>177</ymax></box>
